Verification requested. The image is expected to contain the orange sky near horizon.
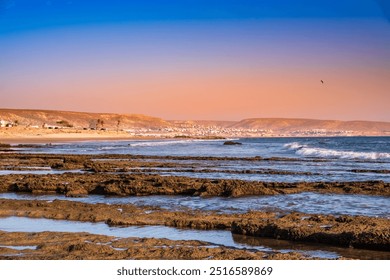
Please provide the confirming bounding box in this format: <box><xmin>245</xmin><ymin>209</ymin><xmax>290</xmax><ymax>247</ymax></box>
<box><xmin>3</xmin><ymin>51</ymin><xmax>389</xmax><ymax>121</ymax></box>
<box><xmin>1</xmin><ymin>17</ymin><xmax>390</xmax><ymax>121</ymax></box>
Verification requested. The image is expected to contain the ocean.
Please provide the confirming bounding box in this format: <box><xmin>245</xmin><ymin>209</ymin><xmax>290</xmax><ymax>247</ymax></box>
<box><xmin>1</xmin><ymin>136</ymin><xmax>389</xmax><ymax>259</ymax></box>
<box><xmin>17</xmin><ymin>136</ymin><xmax>390</xmax><ymax>183</ymax></box>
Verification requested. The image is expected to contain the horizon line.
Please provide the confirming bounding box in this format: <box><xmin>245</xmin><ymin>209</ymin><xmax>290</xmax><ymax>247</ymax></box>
<box><xmin>0</xmin><ymin>107</ymin><xmax>389</xmax><ymax>124</ymax></box>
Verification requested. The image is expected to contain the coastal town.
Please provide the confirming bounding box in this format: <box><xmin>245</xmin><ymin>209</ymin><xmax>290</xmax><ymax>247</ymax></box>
<box><xmin>1</xmin><ymin>109</ymin><xmax>390</xmax><ymax>140</ymax></box>
<box><xmin>0</xmin><ymin>117</ymin><xmax>376</xmax><ymax>138</ymax></box>
<box><xmin>124</xmin><ymin>124</ymin><xmax>358</xmax><ymax>138</ymax></box>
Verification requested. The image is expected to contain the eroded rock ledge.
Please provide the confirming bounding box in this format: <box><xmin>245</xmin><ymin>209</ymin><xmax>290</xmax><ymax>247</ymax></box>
<box><xmin>0</xmin><ymin>231</ymin><xmax>308</xmax><ymax>260</ymax></box>
<box><xmin>0</xmin><ymin>173</ymin><xmax>388</xmax><ymax>197</ymax></box>
<box><xmin>0</xmin><ymin>199</ymin><xmax>388</xmax><ymax>252</ymax></box>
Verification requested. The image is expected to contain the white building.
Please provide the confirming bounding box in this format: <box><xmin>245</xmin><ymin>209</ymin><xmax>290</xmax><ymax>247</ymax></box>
<box><xmin>0</xmin><ymin>120</ymin><xmax>8</xmax><ymax>127</ymax></box>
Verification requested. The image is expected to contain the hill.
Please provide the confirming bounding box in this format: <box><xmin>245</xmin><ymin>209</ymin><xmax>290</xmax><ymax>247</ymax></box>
<box><xmin>229</xmin><ymin>118</ymin><xmax>390</xmax><ymax>134</ymax></box>
<box><xmin>1</xmin><ymin>109</ymin><xmax>389</xmax><ymax>136</ymax></box>
<box><xmin>0</xmin><ymin>109</ymin><xmax>170</xmax><ymax>129</ymax></box>
<box><xmin>168</xmin><ymin>120</ymin><xmax>236</xmax><ymax>128</ymax></box>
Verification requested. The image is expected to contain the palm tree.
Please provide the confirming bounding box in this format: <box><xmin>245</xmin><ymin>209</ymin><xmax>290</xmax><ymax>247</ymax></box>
<box><xmin>116</xmin><ymin>118</ymin><xmax>121</xmax><ymax>133</ymax></box>
<box><xmin>96</xmin><ymin>119</ymin><xmax>104</xmax><ymax>130</ymax></box>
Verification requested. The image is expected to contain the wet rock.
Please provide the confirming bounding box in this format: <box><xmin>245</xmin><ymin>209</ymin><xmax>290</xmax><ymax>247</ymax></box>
<box><xmin>350</xmin><ymin>169</ymin><xmax>390</xmax><ymax>174</ymax></box>
<box><xmin>0</xmin><ymin>231</ymin><xmax>311</xmax><ymax>260</ymax></box>
<box><xmin>14</xmin><ymin>144</ymin><xmax>44</xmax><ymax>148</ymax></box>
<box><xmin>223</xmin><ymin>141</ymin><xmax>242</xmax><ymax>145</ymax></box>
<box><xmin>0</xmin><ymin>199</ymin><xmax>388</xmax><ymax>253</ymax></box>
<box><xmin>0</xmin><ymin>152</ymin><xmax>389</xmax><ymax>259</ymax></box>
<box><xmin>231</xmin><ymin>213</ymin><xmax>390</xmax><ymax>251</ymax></box>
<box><xmin>0</xmin><ymin>143</ymin><xmax>11</xmax><ymax>148</ymax></box>
<box><xmin>0</xmin><ymin>173</ymin><xmax>389</xmax><ymax>197</ymax></box>
<box><xmin>65</xmin><ymin>187</ymin><xmax>88</xmax><ymax>197</ymax></box>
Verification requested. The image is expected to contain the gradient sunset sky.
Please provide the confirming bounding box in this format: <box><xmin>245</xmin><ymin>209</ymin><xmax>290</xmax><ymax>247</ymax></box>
<box><xmin>0</xmin><ymin>0</ymin><xmax>389</xmax><ymax>121</ymax></box>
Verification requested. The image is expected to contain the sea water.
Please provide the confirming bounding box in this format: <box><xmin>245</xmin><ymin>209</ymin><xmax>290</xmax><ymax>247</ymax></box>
<box><xmin>9</xmin><ymin>136</ymin><xmax>390</xmax><ymax>182</ymax></box>
<box><xmin>2</xmin><ymin>216</ymin><xmax>390</xmax><ymax>259</ymax></box>
<box><xmin>1</xmin><ymin>137</ymin><xmax>389</xmax><ymax>258</ymax></box>
<box><xmin>0</xmin><ymin>192</ymin><xmax>388</xmax><ymax>217</ymax></box>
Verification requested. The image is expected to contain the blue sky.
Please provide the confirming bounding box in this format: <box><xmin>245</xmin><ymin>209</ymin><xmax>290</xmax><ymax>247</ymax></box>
<box><xmin>0</xmin><ymin>1</ymin><xmax>389</xmax><ymax>121</ymax></box>
<box><xmin>0</xmin><ymin>0</ymin><xmax>386</xmax><ymax>34</ymax></box>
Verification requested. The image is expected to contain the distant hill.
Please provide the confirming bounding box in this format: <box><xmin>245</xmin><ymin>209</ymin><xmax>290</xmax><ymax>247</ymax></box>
<box><xmin>168</xmin><ymin>120</ymin><xmax>236</xmax><ymax>128</ymax></box>
<box><xmin>229</xmin><ymin>118</ymin><xmax>390</xmax><ymax>134</ymax></box>
<box><xmin>0</xmin><ymin>109</ymin><xmax>170</xmax><ymax>129</ymax></box>
<box><xmin>1</xmin><ymin>109</ymin><xmax>389</xmax><ymax>135</ymax></box>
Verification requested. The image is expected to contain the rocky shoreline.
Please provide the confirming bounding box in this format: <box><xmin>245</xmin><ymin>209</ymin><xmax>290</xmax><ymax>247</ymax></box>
<box><xmin>0</xmin><ymin>152</ymin><xmax>389</xmax><ymax>259</ymax></box>
<box><xmin>0</xmin><ymin>199</ymin><xmax>389</xmax><ymax>252</ymax></box>
<box><xmin>1</xmin><ymin>172</ymin><xmax>388</xmax><ymax>197</ymax></box>
<box><xmin>0</xmin><ymin>153</ymin><xmax>389</xmax><ymax>197</ymax></box>
<box><xmin>0</xmin><ymin>230</ymin><xmax>309</xmax><ymax>260</ymax></box>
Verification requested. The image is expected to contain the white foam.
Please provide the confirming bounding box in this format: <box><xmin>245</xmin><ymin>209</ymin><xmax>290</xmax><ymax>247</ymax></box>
<box><xmin>129</xmin><ymin>140</ymin><xmax>195</xmax><ymax>147</ymax></box>
<box><xmin>284</xmin><ymin>142</ymin><xmax>306</xmax><ymax>150</ymax></box>
<box><xmin>129</xmin><ymin>139</ymin><xmax>226</xmax><ymax>147</ymax></box>
<box><xmin>284</xmin><ymin>142</ymin><xmax>390</xmax><ymax>160</ymax></box>
<box><xmin>98</xmin><ymin>146</ymin><xmax>120</xmax><ymax>150</ymax></box>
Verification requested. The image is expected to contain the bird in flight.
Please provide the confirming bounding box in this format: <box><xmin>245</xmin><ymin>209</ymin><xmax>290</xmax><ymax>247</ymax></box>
<box><xmin>321</xmin><ymin>80</ymin><xmax>324</xmax><ymax>84</ymax></box>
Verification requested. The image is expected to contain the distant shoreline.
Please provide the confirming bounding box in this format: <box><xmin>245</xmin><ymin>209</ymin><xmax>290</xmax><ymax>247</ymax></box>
<box><xmin>0</xmin><ymin>127</ymin><xmax>159</xmax><ymax>144</ymax></box>
<box><xmin>1</xmin><ymin>108</ymin><xmax>390</xmax><ymax>141</ymax></box>
<box><xmin>0</xmin><ymin>129</ymin><xmax>390</xmax><ymax>145</ymax></box>
<box><xmin>0</xmin><ymin>127</ymin><xmax>227</xmax><ymax>144</ymax></box>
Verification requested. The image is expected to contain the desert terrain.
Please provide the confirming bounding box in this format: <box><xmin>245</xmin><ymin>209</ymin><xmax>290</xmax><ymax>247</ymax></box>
<box><xmin>1</xmin><ymin>108</ymin><xmax>390</xmax><ymax>141</ymax></box>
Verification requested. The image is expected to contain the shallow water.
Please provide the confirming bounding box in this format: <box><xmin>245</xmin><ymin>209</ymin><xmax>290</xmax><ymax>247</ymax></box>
<box><xmin>3</xmin><ymin>137</ymin><xmax>389</xmax><ymax>259</ymax></box>
<box><xmin>150</xmin><ymin>169</ymin><xmax>390</xmax><ymax>183</ymax></box>
<box><xmin>13</xmin><ymin>137</ymin><xmax>390</xmax><ymax>182</ymax></box>
<box><xmin>1</xmin><ymin>192</ymin><xmax>388</xmax><ymax>217</ymax></box>
<box><xmin>232</xmin><ymin>235</ymin><xmax>390</xmax><ymax>260</ymax></box>
<box><xmin>0</xmin><ymin>216</ymin><xmax>234</xmax><ymax>248</ymax></box>
<box><xmin>0</xmin><ymin>169</ymin><xmax>83</xmax><ymax>175</ymax></box>
<box><xmin>2</xmin><ymin>216</ymin><xmax>388</xmax><ymax>259</ymax></box>
<box><xmin>17</xmin><ymin>137</ymin><xmax>390</xmax><ymax>160</ymax></box>
<box><xmin>0</xmin><ymin>245</ymin><xmax>37</xmax><ymax>250</ymax></box>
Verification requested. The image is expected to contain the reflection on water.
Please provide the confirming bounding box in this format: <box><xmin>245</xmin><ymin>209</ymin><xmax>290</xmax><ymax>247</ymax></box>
<box><xmin>0</xmin><ymin>217</ymin><xmax>233</xmax><ymax>247</ymax></box>
<box><xmin>1</xmin><ymin>192</ymin><xmax>388</xmax><ymax>217</ymax></box>
<box><xmin>0</xmin><ymin>170</ymin><xmax>83</xmax><ymax>175</ymax></box>
<box><xmin>0</xmin><ymin>216</ymin><xmax>388</xmax><ymax>259</ymax></box>
<box><xmin>232</xmin><ymin>235</ymin><xmax>390</xmax><ymax>260</ymax></box>
<box><xmin>0</xmin><ymin>245</ymin><xmax>37</xmax><ymax>250</ymax></box>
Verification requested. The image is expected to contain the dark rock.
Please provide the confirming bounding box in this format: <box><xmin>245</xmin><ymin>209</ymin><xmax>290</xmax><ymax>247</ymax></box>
<box><xmin>223</xmin><ymin>141</ymin><xmax>242</xmax><ymax>145</ymax></box>
<box><xmin>0</xmin><ymin>143</ymin><xmax>11</xmax><ymax>148</ymax></box>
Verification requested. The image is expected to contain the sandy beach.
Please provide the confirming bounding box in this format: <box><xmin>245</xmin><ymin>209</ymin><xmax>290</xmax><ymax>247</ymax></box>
<box><xmin>0</xmin><ymin>127</ymin><xmax>155</xmax><ymax>144</ymax></box>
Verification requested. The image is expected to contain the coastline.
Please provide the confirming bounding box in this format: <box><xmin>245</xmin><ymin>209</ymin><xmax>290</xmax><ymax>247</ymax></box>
<box><xmin>0</xmin><ymin>128</ymin><xmax>227</xmax><ymax>144</ymax></box>
<box><xmin>1</xmin><ymin>127</ymin><xmax>389</xmax><ymax>145</ymax></box>
<box><xmin>0</xmin><ymin>127</ymin><xmax>163</xmax><ymax>144</ymax></box>
<box><xmin>0</xmin><ymin>152</ymin><xmax>389</xmax><ymax>260</ymax></box>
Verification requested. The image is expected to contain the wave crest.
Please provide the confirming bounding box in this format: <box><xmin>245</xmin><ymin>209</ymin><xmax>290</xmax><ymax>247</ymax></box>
<box><xmin>284</xmin><ymin>142</ymin><xmax>390</xmax><ymax>160</ymax></box>
<box><xmin>129</xmin><ymin>138</ymin><xmax>230</xmax><ymax>147</ymax></box>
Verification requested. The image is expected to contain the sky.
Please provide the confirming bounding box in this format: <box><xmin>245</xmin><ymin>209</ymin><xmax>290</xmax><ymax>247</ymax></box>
<box><xmin>0</xmin><ymin>0</ymin><xmax>389</xmax><ymax>121</ymax></box>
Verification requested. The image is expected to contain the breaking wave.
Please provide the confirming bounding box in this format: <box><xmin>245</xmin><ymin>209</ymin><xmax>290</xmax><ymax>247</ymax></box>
<box><xmin>129</xmin><ymin>139</ymin><xmax>229</xmax><ymax>147</ymax></box>
<box><xmin>284</xmin><ymin>142</ymin><xmax>390</xmax><ymax>160</ymax></box>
